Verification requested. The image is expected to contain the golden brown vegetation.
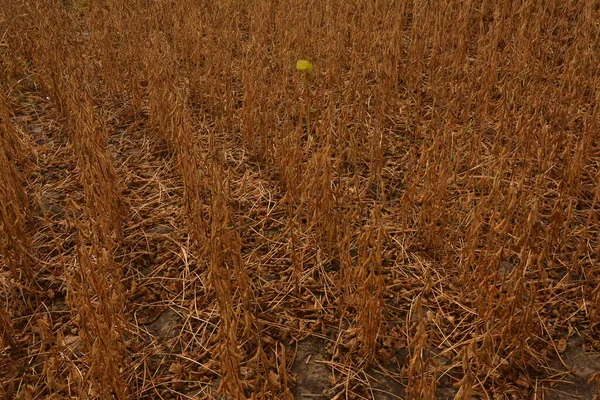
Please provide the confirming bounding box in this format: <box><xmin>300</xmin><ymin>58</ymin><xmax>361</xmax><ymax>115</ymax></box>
<box><xmin>1</xmin><ymin>1</ymin><xmax>599</xmax><ymax>399</ymax></box>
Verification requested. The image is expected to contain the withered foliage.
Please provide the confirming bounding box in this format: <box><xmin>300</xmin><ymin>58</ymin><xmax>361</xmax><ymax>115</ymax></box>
<box><xmin>1</xmin><ymin>1</ymin><xmax>599</xmax><ymax>399</ymax></box>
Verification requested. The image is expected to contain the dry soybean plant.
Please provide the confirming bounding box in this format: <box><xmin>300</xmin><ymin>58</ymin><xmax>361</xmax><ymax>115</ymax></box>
<box><xmin>1</xmin><ymin>1</ymin><xmax>599</xmax><ymax>399</ymax></box>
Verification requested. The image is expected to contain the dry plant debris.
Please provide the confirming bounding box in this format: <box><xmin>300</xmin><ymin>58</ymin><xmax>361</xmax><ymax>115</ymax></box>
<box><xmin>1</xmin><ymin>1</ymin><xmax>599</xmax><ymax>399</ymax></box>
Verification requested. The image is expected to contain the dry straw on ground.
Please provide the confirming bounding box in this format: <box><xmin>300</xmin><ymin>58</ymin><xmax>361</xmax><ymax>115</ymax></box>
<box><xmin>1</xmin><ymin>1</ymin><xmax>599</xmax><ymax>399</ymax></box>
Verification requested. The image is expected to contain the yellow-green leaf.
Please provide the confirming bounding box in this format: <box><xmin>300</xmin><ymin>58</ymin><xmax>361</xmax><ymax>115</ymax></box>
<box><xmin>296</xmin><ymin>59</ymin><xmax>313</xmax><ymax>73</ymax></box>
